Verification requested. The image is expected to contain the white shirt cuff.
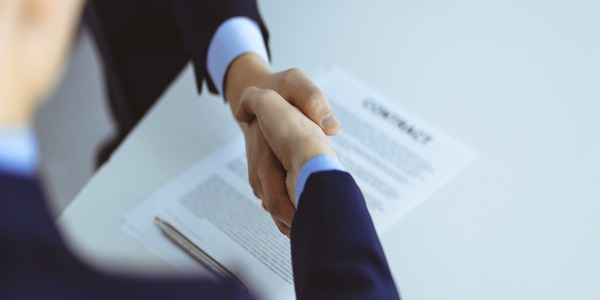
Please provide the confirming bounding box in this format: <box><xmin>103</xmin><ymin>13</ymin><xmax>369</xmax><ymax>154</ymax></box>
<box><xmin>0</xmin><ymin>125</ymin><xmax>38</xmax><ymax>177</ymax></box>
<box><xmin>295</xmin><ymin>154</ymin><xmax>345</xmax><ymax>207</ymax></box>
<box><xmin>206</xmin><ymin>17</ymin><xmax>270</xmax><ymax>96</ymax></box>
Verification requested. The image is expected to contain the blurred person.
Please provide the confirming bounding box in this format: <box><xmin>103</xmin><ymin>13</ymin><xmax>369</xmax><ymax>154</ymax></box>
<box><xmin>0</xmin><ymin>1</ymin><xmax>400</xmax><ymax>298</ymax></box>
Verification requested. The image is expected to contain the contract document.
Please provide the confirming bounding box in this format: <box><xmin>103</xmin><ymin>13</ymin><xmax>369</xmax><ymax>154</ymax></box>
<box><xmin>123</xmin><ymin>67</ymin><xmax>478</xmax><ymax>299</ymax></box>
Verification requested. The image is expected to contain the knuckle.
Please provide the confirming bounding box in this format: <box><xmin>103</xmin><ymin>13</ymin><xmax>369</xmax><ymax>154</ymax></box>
<box><xmin>275</xmin><ymin>223</ymin><xmax>287</xmax><ymax>235</ymax></box>
<box><xmin>281</xmin><ymin>68</ymin><xmax>301</xmax><ymax>85</ymax></box>
<box><xmin>249</xmin><ymin>177</ymin><xmax>262</xmax><ymax>199</ymax></box>
<box><xmin>304</xmin><ymin>87</ymin><xmax>325</xmax><ymax>112</ymax></box>
<box><xmin>257</xmin><ymin>88</ymin><xmax>278</xmax><ymax>103</ymax></box>
<box><xmin>268</xmin><ymin>200</ymin><xmax>284</xmax><ymax>218</ymax></box>
<box><xmin>280</xmin><ymin>224</ymin><xmax>291</xmax><ymax>236</ymax></box>
<box><xmin>268</xmin><ymin>197</ymin><xmax>292</xmax><ymax>224</ymax></box>
<box><xmin>248</xmin><ymin>169</ymin><xmax>258</xmax><ymax>185</ymax></box>
<box><xmin>241</xmin><ymin>86</ymin><xmax>258</xmax><ymax>99</ymax></box>
<box><xmin>252</xmin><ymin>187</ymin><xmax>262</xmax><ymax>199</ymax></box>
<box><xmin>272</xmin><ymin>219</ymin><xmax>290</xmax><ymax>236</ymax></box>
<box><xmin>286</xmin><ymin>67</ymin><xmax>302</xmax><ymax>77</ymax></box>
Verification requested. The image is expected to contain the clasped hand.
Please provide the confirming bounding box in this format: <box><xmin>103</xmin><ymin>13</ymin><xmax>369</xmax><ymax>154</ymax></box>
<box><xmin>226</xmin><ymin>54</ymin><xmax>339</xmax><ymax>236</ymax></box>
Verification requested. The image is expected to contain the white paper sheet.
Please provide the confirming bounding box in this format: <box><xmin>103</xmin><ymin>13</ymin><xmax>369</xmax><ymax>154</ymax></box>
<box><xmin>315</xmin><ymin>67</ymin><xmax>478</xmax><ymax>231</ymax></box>
<box><xmin>123</xmin><ymin>67</ymin><xmax>478</xmax><ymax>299</ymax></box>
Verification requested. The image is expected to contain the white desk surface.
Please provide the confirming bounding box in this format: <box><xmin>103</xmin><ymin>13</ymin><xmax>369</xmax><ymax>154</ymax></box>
<box><xmin>58</xmin><ymin>1</ymin><xmax>600</xmax><ymax>299</ymax></box>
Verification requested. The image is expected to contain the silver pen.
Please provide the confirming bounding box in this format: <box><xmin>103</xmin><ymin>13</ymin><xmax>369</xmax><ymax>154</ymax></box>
<box><xmin>154</xmin><ymin>216</ymin><xmax>248</xmax><ymax>292</ymax></box>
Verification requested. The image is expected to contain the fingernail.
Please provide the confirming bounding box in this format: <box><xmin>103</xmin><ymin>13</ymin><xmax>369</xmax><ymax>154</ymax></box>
<box><xmin>321</xmin><ymin>113</ymin><xmax>339</xmax><ymax>129</ymax></box>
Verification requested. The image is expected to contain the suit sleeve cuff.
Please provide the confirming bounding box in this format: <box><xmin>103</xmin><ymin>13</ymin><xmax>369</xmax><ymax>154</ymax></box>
<box><xmin>295</xmin><ymin>154</ymin><xmax>344</xmax><ymax>207</ymax></box>
<box><xmin>0</xmin><ymin>125</ymin><xmax>38</xmax><ymax>177</ymax></box>
<box><xmin>206</xmin><ymin>17</ymin><xmax>270</xmax><ymax>96</ymax></box>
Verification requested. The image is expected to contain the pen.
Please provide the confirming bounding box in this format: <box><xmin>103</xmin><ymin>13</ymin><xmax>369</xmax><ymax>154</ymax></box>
<box><xmin>154</xmin><ymin>216</ymin><xmax>248</xmax><ymax>292</ymax></box>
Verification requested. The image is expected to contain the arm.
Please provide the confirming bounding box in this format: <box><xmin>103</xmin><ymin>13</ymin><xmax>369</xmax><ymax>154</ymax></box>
<box><xmin>0</xmin><ymin>1</ymin><xmax>252</xmax><ymax>298</ymax></box>
<box><xmin>235</xmin><ymin>87</ymin><xmax>401</xmax><ymax>299</ymax></box>
<box><xmin>292</xmin><ymin>171</ymin><xmax>400</xmax><ymax>299</ymax></box>
<box><xmin>170</xmin><ymin>0</ymin><xmax>270</xmax><ymax>94</ymax></box>
<box><xmin>225</xmin><ymin>54</ymin><xmax>341</xmax><ymax>236</ymax></box>
<box><xmin>172</xmin><ymin>0</ymin><xmax>341</xmax><ymax>235</ymax></box>
<box><xmin>0</xmin><ymin>167</ymin><xmax>252</xmax><ymax>299</ymax></box>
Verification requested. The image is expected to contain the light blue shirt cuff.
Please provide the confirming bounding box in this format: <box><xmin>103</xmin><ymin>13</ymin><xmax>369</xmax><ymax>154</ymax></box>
<box><xmin>0</xmin><ymin>125</ymin><xmax>38</xmax><ymax>177</ymax></box>
<box><xmin>295</xmin><ymin>154</ymin><xmax>344</xmax><ymax>207</ymax></box>
<box><xmin>206</xmin><ymin>17</ymin><xmax>270</xmax><ymax>95</ymax></box>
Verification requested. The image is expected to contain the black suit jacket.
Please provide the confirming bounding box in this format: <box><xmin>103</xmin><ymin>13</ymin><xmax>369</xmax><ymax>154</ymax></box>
<box><xmin>0</xmin><ymin>170</ymin><xmax>399</xmax><ymax>299</ymax></box>
<box><xmin>85</xmin><ymin>0</ymin><xmax>270</xmax><ymax>147</ymax></box>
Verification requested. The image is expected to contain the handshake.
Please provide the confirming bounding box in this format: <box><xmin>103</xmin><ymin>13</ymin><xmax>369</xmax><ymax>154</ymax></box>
<box><xmin>225</xmin><ymin>54</ymin><xmax>340</xmax><ymax>237</ymax></box>
<box><xmin>0</xmin><ymin>4</ymin><xmax>401</xmax><ymax>298</ymax></box>
<box><xmin>0</xmin><ymin>0</ymin><xmax>337</xmax><ymax>237</ymax></box>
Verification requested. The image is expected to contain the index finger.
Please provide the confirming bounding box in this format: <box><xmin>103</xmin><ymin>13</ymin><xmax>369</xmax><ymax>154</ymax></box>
<box><xmin>234</xmin><ymin>87</ymin><xmax>284</xmax><ymax>124</ymax></box>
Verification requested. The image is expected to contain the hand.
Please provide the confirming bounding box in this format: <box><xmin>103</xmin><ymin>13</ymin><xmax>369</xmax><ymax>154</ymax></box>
<box><xmin>225</xmin><ymin>54</ymin><xmax>339</xmax><ymax>236</ymax></box>
<box><xmin>235</xmin><ymin>86</ymin><xmax>336</xmax><ymax>199</ymax></box>
<box><xmin>0</xmin><ymin>0</ymin><xmax>83</xmax><ymax>125</ymax></box>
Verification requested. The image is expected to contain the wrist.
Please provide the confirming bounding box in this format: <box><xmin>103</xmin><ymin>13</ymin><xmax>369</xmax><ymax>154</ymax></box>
<box><xmin>291</xmin><ymin>135</ymin><xmax>336</xmax><ymax>178</ymax></box>
<box><xmin>224</xmin><ymin>53</ymin><xmax>272</xmax><ymax>112</ymax></box>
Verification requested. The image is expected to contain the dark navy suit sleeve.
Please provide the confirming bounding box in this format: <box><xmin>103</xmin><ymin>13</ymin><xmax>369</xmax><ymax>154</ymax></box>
<box><xmin>0</xmin><ymin>171</ymin><xmax>253</xmax><ymax>300</ymax></box>
<box><xmin>1</xmin><ymin>170</ymin><xmax>400</xmax><ymax>299</ymax></box>
<box><xmin>291</xmin><ymin>171</ymin><xmax>401</xmax><ymax>299</ymax></box>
